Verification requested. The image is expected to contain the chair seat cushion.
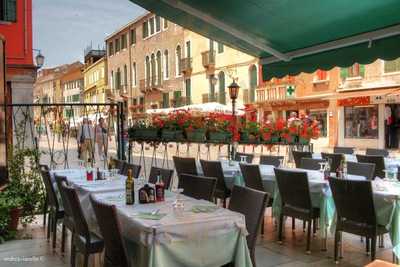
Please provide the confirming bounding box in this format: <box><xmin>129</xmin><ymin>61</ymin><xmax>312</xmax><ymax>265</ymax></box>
<box><xmin>74</xmin><ymin>232</ymin><xmax>104</xmax><ymax>253</ymax></box>
<box><xmin>337</xmin><ymin>219</ymin><xmax>388</xmax><ymax>237</ymax></box>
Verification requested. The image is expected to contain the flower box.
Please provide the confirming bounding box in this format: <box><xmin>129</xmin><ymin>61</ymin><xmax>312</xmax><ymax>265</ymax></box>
<box><xmin>263</xmin><ymin>135</ymin><xmax>280</xmax><ymax>144</ymax></box>
<box><xmin>281</xmin><ymin>135</ymin><xmax>297</xmax><ymax>145</ymax></box>
<box><xmin>299</xmin><ymin>137</ymin><xmax>310</xmax><ymax>145</ymax></box>
<box><xmin>161</xmin><ymin>130</ymin><xmax>184</xmax><ymax>141</ymax></box>
<box><xmin>240</xmin><ymin>132</ymin><xmax>260</xmax><ymax>143</ymax></box>
<box><xmin>208</xmin><ymin>132</ymin><xmax>232</xmax><ymax>143</ymax></box>
<box><xmin>129</xmin><ymin>128</ymin><xmax>159</xmax><ymax>141</ymax></box>
<box><xmin>186</xmin><ymin>129</ymin><xmax>206</xmax><ymax>142</ymax></box>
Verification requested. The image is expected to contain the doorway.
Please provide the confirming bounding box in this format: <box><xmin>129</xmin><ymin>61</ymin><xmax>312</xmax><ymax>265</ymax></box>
<box><xmin>385</xmin><ymin>104</ymin><xmax>400</xmax><ymax>148</ymax></box>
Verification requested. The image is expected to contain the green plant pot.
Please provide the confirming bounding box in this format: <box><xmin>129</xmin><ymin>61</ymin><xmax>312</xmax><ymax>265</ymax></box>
<box><xmin>299</xmin><ymin>137</ymin><xmax>310</xmax><ymax>145</ymax></box>
<box><xmin>240</xmin><ymin>132</ymin><xmax>249</xmax><ymax>142</ymax></box>
<box><xmin>130</xmin><ymin>128</ymin><xmax>159</xmax><ymax>141</ymax></box>
<box><xmin>186</xmin><ymin>129</ymin><xmax>206</xmax><ymax>142</ymax></box>
<box><xmin>161</xmin><ymin>130</ymin><xmax>184</xmax><ymax>141</ymax></box>
<box><xmin>263</xmin><ymin>135</ymin><xmax>280</xmax><ymax>144</ymax></box>
<box><xmin>208</xmin><ymin>132</ymin><xmax>232</xmax><ymax>143</ymax></box>
<box><xmin>281</xmin><ymin>135</ymin><xmax>296</xmax><ymax>145</ymax></box>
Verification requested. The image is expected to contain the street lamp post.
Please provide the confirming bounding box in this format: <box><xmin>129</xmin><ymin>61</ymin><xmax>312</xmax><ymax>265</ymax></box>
<box><xmin>33</xmin><ymin>49</ymin><xmax>45</xmax><ymax>68</ymax></box>
<box><xmin>228</xmin><ymin>79</ymin><xmax>240</xmax><ymax>159</ymax></box>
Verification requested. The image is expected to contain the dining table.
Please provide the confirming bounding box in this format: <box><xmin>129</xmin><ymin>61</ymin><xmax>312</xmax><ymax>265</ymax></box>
<box><xmin>312</xmin><ymin>153</ymin><xmax>400</xmax><ymax>169</ymax></box>
<box><xmin>50</xmin><ymin>168</ymin><xmax>253</xmax><ymax>267</ymax></box>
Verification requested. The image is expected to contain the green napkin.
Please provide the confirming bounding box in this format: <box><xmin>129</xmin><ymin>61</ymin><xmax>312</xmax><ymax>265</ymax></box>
<box><xmin>135</xmin><ymin>212</ymin><xmax>167</xmax><ymax>220</ymax></box>
<box><xmin>191</xmin><ymin>205</ymin><xmax>218</xmax><ymax>213</ymax></box>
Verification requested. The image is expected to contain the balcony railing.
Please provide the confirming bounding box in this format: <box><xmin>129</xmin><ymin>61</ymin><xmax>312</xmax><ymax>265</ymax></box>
<box><xmin>201</xmin><ymin>50</ymin><xmax>216</xmax><ymax>68</ymax></box>
<box><xmin>180</xmin><ymin>57</ymin><xmax>192</xmax><ymax>75</ymax></box>
<box><xmin>139</xmin><ymin>75</ymin><xmax>163</xmax><ymax>93</ymax></box>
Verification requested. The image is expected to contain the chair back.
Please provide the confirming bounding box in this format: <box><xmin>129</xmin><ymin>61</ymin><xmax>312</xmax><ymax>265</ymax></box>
<box><xmin>60</xmin><ymin>182</ymin><xmax>90</xmax><ymax>240</ymax></box>
<box><xmin>173</xmin><ymin>156</ymin><xmax>198</xmax><ymax>187</ymax></box>
<box><xmin>300</xmin><ymin>158</ymin><xmax>326</xmax><ymax>170</ymax></box>
<box><xmin>239</xmin><ymin>163</ymin><xmax>264</xmax><ymax>192</ymax></box>
<box><xmin>122</xmin><ymin>162</ymin><xmax>141</xmax><ymax>178</ymax></box>
<box><xmin>321</xmin><ymin>152</ymin><xmax>343</xmax><ymax>172</ymax></box>
<box><xmin>200</xmin><ymin>160</ymin><xmax>229</xmax><ymax>194</ymax></box>
<box><xmin>180</xmin><ymin>174</ymin><xmax>216</xmax><ymax>201</ymax></box>
<box><xmin>234</xmin><ymin>152</ymin><xmax>254</xmax><ymax>163</ymax></box>
<box><xmin>148</xmin><ymin>167</ymin><xmax>174</xmax><ymax>189</ymax></box>
<box><xmin>334</xmin><ymin>146</ymin><xmax>354</xmax><ymax>155</ymax></box>
<box><xmin>229</xmin><ymin>185</ymin><xmax>267</xmax><ymax>266</ymax></box>
<box><xmin>40</xmin><ymin>169</ymin><xmax>60</xmax><ymax>211</ymax></box>
<box><xmin>366</xmin><ymin>148</ymin><xmax>389</xmax><ymax>157</ymax></box>
<box><xmin>329</xmin><ymin>178</ymin><xmax>376</xmax><ymax>225</ymax></box>
<box><xmin>347</xmin><ymin>162</ymin><xmax>375</xmax><ymax>180</ymax></box>
<box><xmin>274</xmin><ymin>168</ymin><xmax>312</xmax><ymax>211</ymax></box>
<box><xmin>356</xmin><ymin>154</ymin><xmax>385</xmax><ymax>179</ymax></box>
<box><xmin>90</xmin><ymin>196</ymin><xmax>129</xmax><ymax>267</ymax></box>
<box><xmin>259</xmin><ymin>155</ymin><xmax>284</xmax><ymax>167</ymax></box>
<box><xmin>292</xmin><ymin>151</ymin><xmax>312</xmax><ymax>168</ymax></box>
<box><xmin>54</xmin><ymin>175</ymin><xmax>72</xmax><ymax>217</ymax></box>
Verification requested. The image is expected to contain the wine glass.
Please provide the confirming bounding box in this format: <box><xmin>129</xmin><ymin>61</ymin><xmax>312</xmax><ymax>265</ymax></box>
<box><xmin>279</xmin><ymin>158</ymin><xmax>284</xmax><ymax>168</ymax></box>
<box><xmin>318</xmin><ymin>162</ymin><xmax>326</xmax><ymax>173</ymax></box>
<box><xmin>240</xmin><ymin>155</ymin><xmax>247</xmax><ymax>163</ymax></box>
<box><xmin>172</xmin><ymin>188</ymin><xmax>185</xmax><ymax>217</ymax></box>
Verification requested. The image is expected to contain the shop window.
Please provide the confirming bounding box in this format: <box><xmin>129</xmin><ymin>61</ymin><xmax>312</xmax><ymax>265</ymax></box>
<box><xmin>309</xmin><ymin>110</ymin><xmax>327</xmax><ymax>137</ymax></box>
<box><xmin>344</xmin><ymin>106</ymin><xmax>378</xmax><ymax>139</ymax></box>
<box><xmin>384</xmin><ymin>58</ymin><xmax>400</xmax><ymax>73</ymax></box>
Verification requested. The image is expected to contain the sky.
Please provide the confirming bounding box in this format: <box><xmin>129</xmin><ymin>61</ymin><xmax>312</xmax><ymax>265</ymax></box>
<box><xmin>33</xmin><ymin>0</ymin><xmax>146</xmax><ymax>68</ymax></box>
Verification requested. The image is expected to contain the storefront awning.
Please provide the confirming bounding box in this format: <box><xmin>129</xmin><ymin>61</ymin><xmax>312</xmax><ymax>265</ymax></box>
<box><xmin>129</xmin><ymin>0</ymin><xmax>400</xmax><ymax>80</ymax></box>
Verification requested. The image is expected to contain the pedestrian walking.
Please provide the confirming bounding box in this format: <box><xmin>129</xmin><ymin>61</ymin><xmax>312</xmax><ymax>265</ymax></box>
<box><xmin>77</xmin><ymin>118</ymin><xmax>94</xmax><ymax>163</ymax></box>
<box><xmin>95</xmin><ymin>117</ymin><xmax>108</xmax><ymax>160</ymax></box>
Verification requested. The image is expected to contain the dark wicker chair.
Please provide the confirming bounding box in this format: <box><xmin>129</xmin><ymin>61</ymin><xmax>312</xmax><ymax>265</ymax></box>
<box><xmin>239</xmin><ymin>163</ymin><xmax>270</xmax><ymax>234</ymax></box>
<box><xmin>180</xmin><ymin>174</ymin><xmax>217</xmax><ymax>202</ymax></box>
<box><xmin>366</xmin><ymin>148</ymin><xmax>389</xmax><ymax>157</ymax></box>
<box><xmin>234</xmin><ymin>152</ymin><xmax>254</xmax><ymax>163</ymax></box>
<box><xmin>259</xmin><ymin>155</ymin><xmax>284</xmax><ymax>167</ymax></box>
<box><xmin>39</xmin><ymin>164</ymin><xmax>50</xmax><ymax>227</ymax></box>
<box><xmin>292</xmin><ymin>151</ymin><xmax>312</xmax><ymax>168</ymax></box>
<box><xmin>121</xmin><ymin>162</ymin><xmax>141</xmax><ymax>178</ymax></box>
<box><xmin>40</xmin><ymin>168</ymin><xmax>64</xmax><ymax>250</ymax></box>
<box><xmin>173</xmin><ymin>156</ymin><xmax>198</xmax><ymax>187</ymax></box>
<box><xmin>300</xmin><ymin>158</ymin><xmax>326</xmax><ymax>170</ymax></box>
<box><xmin>90</xmin><ymin>196</ymin><xmax>129</xmax><ymax>267</ymax></box>
<box><xmin>274</xmin><ymin>168</ymin><xmax>319</xmax><ymax>254</ymax></box>
<box><xmin>347</xmin><ymin>162</ymin><xmax>375</xmax><ymax>180</ymax></box>
<box><xmin>333</xmin><ymin>146</ymin><xmax>354</xmax><ymax>155</ymax></box>
<box><xmin>54</xmin><ymin>175</ymin><xmax>74</xmax><ymax>254</ymax></box>
<box><xmin>61</xmin><ymin>182</ymin><xmax>104</xmax><ymax>267</ymax></box>
<box><xmin>229</xmin><ymin>186</ymin><xmax>268</xmax><ymax>267</ymax></box>
<box><xmin>200</xmin><ymin>160</ymin><xmax>231</xmax><ymax>207</ymax></box>
<box><xmin>356</xmin><ymin>154</ymin><xmax>385</xmax><ymax>179</ymax></box>
<box><xmin>321</xmin><ymin>152</ymin><xmax>343</xmax><ymax>172</ymax></box>
<box><xmin>148</xmin><ymin>166</ymin><xmax>174</xmax><ymax>190</ymax></box>
<box><xmin>328</xmin><ymin>178</ymin><xmax>388</xmax><ymax>263</ymax></box>
<box><xmin>109</xmin><ymin>157</ymin><xmax>125</xmax><ymax>174</ymax></box>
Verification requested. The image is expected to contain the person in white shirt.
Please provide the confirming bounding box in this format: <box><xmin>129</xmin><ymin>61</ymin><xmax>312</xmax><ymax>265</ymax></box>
<box><xmin>77</xmin><ymin>118</ymin><xmax>94</xmax><ymax>162</ymax></box>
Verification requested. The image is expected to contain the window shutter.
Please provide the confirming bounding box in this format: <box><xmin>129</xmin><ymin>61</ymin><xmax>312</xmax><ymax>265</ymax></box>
<box><xmin>4</xmin><ymin>0</ymin><xmax>17</xmax><ymax>22</ymax></box>
<box><xmin>359</xmin><ymin>64</ymin><xmax>365</xmax><ymax>77</ymax></box>
<box><xmin>340</xmin><ymin>68</ymin><xmax>348</xmax><ymax>80</ymax></box>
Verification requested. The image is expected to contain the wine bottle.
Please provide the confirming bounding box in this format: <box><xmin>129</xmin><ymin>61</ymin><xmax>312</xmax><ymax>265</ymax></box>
<box><xmin>155</xmin><ymin>171</ymin><xmax>165</xmax><ymax>202</ymax></box>
<box><xmin>126</xmin><ymin>169</ymin><xmax>134</xmax><ymax>205</ymax></box>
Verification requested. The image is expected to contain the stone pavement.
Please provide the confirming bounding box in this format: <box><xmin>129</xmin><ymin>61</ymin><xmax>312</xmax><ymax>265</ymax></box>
<box><xmin>0</xmin><ymin>212</ymin><xmax>395</xmax><ymax>267</ymax></box>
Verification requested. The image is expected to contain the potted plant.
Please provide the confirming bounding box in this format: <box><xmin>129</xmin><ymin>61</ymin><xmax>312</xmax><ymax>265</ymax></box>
<box><xmin>239</xmin><ymin>117</ymin><xmax>260</xmax><ymax>143</ymax></box>
<box><xmin>129</xmin><ymin>119</ymin><xmax>159</xmax><ymax>141</ymax></box>
<box><xmin>160</xmin><ymin>110</ymin><xmax>188</xmax><ymax>141</ymax></box>
<box><xmin>186</xmin><ymin>115</ymin><xmax>206</xmax><ymax>142</ymax></box>
<box><xmin>206</xmin><ymin>113</ymin><xmax>233</xmax><ymax>143</ymax></box>
<box><xmin>299</xmin><ymin>121</ymin><xmax>321</xmax><ymax>144</ymax></box>
<box><xmin>281</xmin><ymin>119</ymin><xmax>300</xmax><ymax>144</ymax></box>
<box><xmin>0</xmin><ymin>194</ymin><xmax>22</xmax><ymax>243</ymax></box>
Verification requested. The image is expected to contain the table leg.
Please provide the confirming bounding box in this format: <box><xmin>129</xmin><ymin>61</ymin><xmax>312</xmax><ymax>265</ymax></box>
<box><xmin>339</xmin><ymin>232</ymin><xmax>344</xmax><ymax>259</ymax></box>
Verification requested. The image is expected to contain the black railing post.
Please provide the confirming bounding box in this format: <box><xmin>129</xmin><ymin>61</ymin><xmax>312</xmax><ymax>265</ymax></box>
<box><xmin>117</xmin><ymin>101</ymin><xmax>125</xmax><ymax>160</ymax></box>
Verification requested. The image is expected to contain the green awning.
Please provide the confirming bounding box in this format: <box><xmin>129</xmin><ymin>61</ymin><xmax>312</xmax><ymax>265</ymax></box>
<box><xmin>129</xmin><ymin>0</ymin><xmax>400</xmax><ymax>80</ymax></box>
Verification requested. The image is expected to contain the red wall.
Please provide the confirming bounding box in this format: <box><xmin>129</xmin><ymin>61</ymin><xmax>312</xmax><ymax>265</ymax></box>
<box><xmin>0</xmin><ymin>0</ymin><xmax>33</xmax><ymax>66</ymax></box>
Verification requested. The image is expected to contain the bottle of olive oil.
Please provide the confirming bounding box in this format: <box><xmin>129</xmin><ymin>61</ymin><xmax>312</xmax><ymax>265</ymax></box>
<box><xmin>126</xmin><ymin>169</ymin><xmax>134</xmax><ymax>205</ymax></box>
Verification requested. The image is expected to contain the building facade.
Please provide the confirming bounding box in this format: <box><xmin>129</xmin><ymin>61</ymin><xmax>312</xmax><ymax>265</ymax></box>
<box><xmin>82</xmin><ymin>49</ymin><xmax>107</xmax><ymax>114</ymax></box>
<box><xmin>105</xmin><ymin>12</ymin><xmax>259</xmax><ymax>121</ymax></box>
<box><xmin>60</xmin><ymin>62</ymin><xmax>84</xmax><ymax>120</ymax></box>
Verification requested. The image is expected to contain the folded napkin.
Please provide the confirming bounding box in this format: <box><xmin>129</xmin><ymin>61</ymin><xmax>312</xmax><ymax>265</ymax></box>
<box><xmin>191</xmin><ymin>205</ymin><xmax>218</xmax><ymax>213</ymax></box>
<box><xmin>134</xmin><ymin>212</ymin><xmax>167</xmax><ymax>220</ymax></box>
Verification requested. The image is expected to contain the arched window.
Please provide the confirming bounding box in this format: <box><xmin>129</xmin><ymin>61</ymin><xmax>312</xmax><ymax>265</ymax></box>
<box><xmin>249</xmin><ymin>65</ymin><xmax>257</xmax><ymax>103</ymax></box>
<box><xmin>164</xmin><ymin>50</ymin><xmax>169</xmax><ymax>79</ymax></box>
<box><xmin>145</xmin><ymin>56</ymin><xmax>150</xmax><ymax>86</ymax></box>
<box><xmin>176</xmin><ymin>45</ymin><xmax>182</xmax><ymax>76</ymax></box>
<box><xmin>218</xmin><ymin>71</ymin><xmax>226</xmax><ymax>104</ymax></box>
<box><xmin>156</xmin><ymin>51</ymin><xmax>162</xmax><ymax>85</ymax></box>
<box><xmin>151</xmin><ymin>53</ymin><xmax>156</xmax><ymax>85</ymax></box>
<box><xmin>132</xmin><ymin>62</ymin><xmax>137</xmax><ymax>86</ymax></box>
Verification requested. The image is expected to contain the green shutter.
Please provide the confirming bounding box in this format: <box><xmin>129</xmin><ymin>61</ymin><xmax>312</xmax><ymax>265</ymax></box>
<box><xmin>218</xmin><ymin>42</ymin><xmax>224</xmax><ymax>53</ymax></box>
<box><xmin>340</xmin><ymin>68</ymin><xmax>348</xmax><ymax>80</ymax></box>
<box><xmin>185</xmin><ymin>79</ymin><xmax>191</xmax><ymax>104</ymax></box>
<box><xmin>4</xmin><ymin>0</ymin><xmax>16</xmax><ymax>22</ymax></box>
<box><xmin>359</xmin><ymin>64</ymin><xmax>365</xmax><ymax>77</ymax></box>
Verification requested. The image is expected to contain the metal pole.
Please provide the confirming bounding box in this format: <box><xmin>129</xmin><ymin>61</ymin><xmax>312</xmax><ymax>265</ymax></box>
<box><xmin>116</xmin><ymin>103</ymin><xmax>121</xmax><ymax>160</ymax></box>
<box><xmin>119</xmin><ymin>101</ymin><xmax>125</xmax><ymax>160</ymax></box>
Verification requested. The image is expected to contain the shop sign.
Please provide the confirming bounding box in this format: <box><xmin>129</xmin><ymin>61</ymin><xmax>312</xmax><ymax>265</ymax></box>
<box><xmin>370</xmin><ymin>95</ymin><xmax>400</xmax><ymax>104</ymax></box>
<box><xmin>337</xmin><ymin>96</ymin><xmax>370</xmax><ymax>106</ymax></box>
<box><xmin>286</xmin><ymin>85</ymin><xmax>295</xmax><ymax>98</ymax></box>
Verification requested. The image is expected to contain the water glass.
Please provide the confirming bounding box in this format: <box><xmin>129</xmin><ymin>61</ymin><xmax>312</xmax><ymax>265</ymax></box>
<box><xmin>172</xmin><ymin>188</ymin><xmax>185</xmax><ymax>217</ymax></box>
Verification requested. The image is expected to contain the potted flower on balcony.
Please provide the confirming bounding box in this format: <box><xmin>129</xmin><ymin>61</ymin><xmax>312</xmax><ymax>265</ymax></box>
<box><xmin>186</xmin><ymin>115</ymin><xmax>206</xmax><ymax>142</ymax></box>
<box><xmin>160</xmin><ymin>110</ymin><xmax>188</xmax><ymax>141</ymax></box>
<box><xmin>206</xmin><ymin>113</ymin><xmax>233</xmax><ymax>143</ymax></box>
